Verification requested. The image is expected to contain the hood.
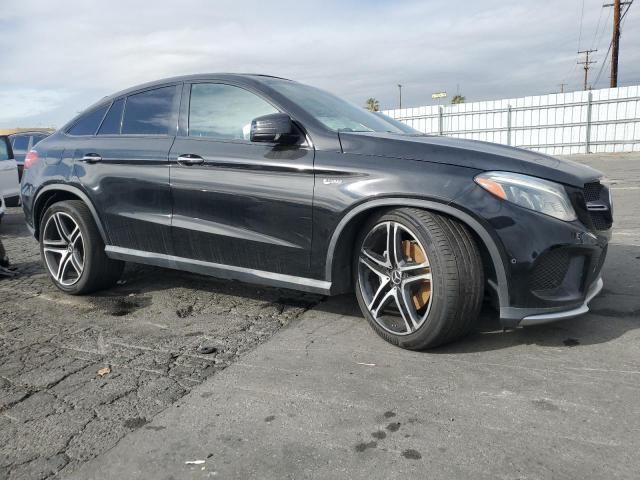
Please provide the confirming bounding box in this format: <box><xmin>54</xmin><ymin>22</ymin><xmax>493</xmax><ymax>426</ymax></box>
<box><xmin>338</xmin><ymin>132</ymin><xmax>602</xmax><ymax>187</ymax></box>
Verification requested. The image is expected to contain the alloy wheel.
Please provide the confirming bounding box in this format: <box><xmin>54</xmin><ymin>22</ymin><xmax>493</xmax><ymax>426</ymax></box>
<box><xmin>358</xmin><ymin>221</ymin><xmax>433</xmax><ymax>335</ymax></box>
<box><xmin>42</xmin><ymin>212</ymin><xmax>85</xmax><ymax>286</ymax></box>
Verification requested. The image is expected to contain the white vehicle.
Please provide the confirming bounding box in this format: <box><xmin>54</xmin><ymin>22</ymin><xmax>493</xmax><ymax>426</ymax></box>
<box><xmin>0</xmin><ymin>136</ymin><xmax>19</xmax><ymax>207</ymax></box>
<box><xmin>0</xmin><ymin>194</ymin><xmax>5</xmax><ymax>223</ymax></box>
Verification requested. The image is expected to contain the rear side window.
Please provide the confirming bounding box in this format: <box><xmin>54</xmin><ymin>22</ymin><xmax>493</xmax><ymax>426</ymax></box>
<box><xmin>68</xmin><ymin>105</ymin><xmax>109</xmax><ymax>136</ymax></box>
<box><xmin>188</xmin><ymin>83</ymin><xmax>278</xmax><ymax>140</ymax></box>
<box><xmin>99</xmin><ymin>98</ymin><xmax>125</xmax><ymax>135</ymax></box>
<box><xmin>122</xmin><ymin>86</ymin><xmax>176</xmax><ymax>135</ymax></box>
<box><xmin>11</xmin><ymin>135</ymin><xmax>29</xmax><ymax>154</ymax></box>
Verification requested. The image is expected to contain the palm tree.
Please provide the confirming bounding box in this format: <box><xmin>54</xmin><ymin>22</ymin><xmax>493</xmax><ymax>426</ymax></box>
<box><xmin>365</xmin><ymin>97</ymin><xmax>380</xmax><ymax>112</ymax></box>
<box><xmin>451</xmin><ymin>95</ymin><xmax>466</xmax><ymax>104</ymax></box>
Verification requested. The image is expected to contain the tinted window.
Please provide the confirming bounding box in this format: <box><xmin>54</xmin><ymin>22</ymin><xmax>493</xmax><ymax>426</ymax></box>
<box><xmin>262</xmin><ymin>78</ymin><xmax>406</xmax><ymax>133</ymax></box>
<box><xmin>11</xmin><ymin>135</ymin><xmax>29</xmax><ymax>154</ymax></box>
<box><xmin>68</xmin><ymin>105</ymin><xmax>109</xmax><ymax>136</ymax></box>
<box><xmin>122</xmin><ymin>86</ymin><xmax>176</xmax><ymax>135</ymax></box>
<box><xmin>31</xmin><ymin>134</ymin><xmax>46</xmax><ymax>146</ymax></box>
<box><xmin>99</xmin><ymin>98</ymin><xmax>125</xmax><ymax>135</ymax></box>
<box><xmin>0</xmin><ymin>138</ymin><xmax>10</xmax><ymax>161</ymax></box>
<box><xmin>189</xmin><ymin>84</ymin><xmax>278</xmax><ymax>140</ymax></box>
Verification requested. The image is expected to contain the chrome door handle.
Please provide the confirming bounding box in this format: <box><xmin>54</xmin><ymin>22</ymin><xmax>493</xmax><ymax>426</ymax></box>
<box><xmin>81</xmin><ymin>153</ymin><xmax>102</xmax><ymax>163</ymax></box>
<box><xmin>177</xmin><ymin>154</ymin><xmax>205</xmax><ymax>166</ymax></box>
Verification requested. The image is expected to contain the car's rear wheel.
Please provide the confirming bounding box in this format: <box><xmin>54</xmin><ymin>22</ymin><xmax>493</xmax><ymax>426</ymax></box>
<box><xmin>40</xmin><ymin>200</ymin><xmax>123</xmax><ymax>294</ymax></box>
<box><xmin>354</xmin><ymin>208</ymin><xmax>484</xmax><ymax>350</ymax></box>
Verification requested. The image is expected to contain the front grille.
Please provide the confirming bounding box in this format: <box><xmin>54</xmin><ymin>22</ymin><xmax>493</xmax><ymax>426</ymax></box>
<box><xmin>591</xmin><ymin>212</ymin><xmax>611</xmax><ymax>231</ymax></box>
<box><xmin>582</xmin><ymin>181</ymin><xmax>612</xmax><ymax>231</ymax></box>
<box><xmin>583</xmin><ymin>182</ymin><xmax>602</xmax><ymax>202</ymax></box>
<box><xmin>531</xmin><ymin>249</ymin><xmax>570</xmax><ymax>292</ymax></box>
<box><xmin>594</xmin><ymin>244</ymin><xmax>608</xmax><ymax>275</ymax></box>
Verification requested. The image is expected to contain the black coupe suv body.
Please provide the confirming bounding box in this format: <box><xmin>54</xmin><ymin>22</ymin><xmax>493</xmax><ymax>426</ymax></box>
<box><xmin>21</xmin><ymin>74</ymin><xmax>611</xmax><ymax>349</ymax></box>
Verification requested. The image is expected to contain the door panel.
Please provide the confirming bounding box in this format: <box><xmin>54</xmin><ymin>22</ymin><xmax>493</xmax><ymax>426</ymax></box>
<box><xmin>74</xmin><ymin>136</ymin><xmax>174</xmax><ymax>254</ymax></box>
<box><xmin>169</xmin><ymin>138</ymin><xmax>314</xmax><ymax>276</ymax></box>
<box><xmin>0</xmin><ymin>138</ymin><xmax>19</xmax><ymax>200</ymax></box>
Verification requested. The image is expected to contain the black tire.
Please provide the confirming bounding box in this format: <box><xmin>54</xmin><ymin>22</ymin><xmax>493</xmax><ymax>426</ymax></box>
<box><xmin>354</xmin><ymin>208</ymin><xmax>484</xmax><ymax>350</ymax></box>
<box><xmin>40</xmin><ymin>200</ymin><xmax>124</xmax><ymax>294</ymax></box>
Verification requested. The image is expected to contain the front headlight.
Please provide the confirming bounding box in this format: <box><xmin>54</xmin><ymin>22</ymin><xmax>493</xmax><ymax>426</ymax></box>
<box><xmin>474</xmin><ymin>171</ymin><xmax>577</xmax><ymax>222</ymax></box>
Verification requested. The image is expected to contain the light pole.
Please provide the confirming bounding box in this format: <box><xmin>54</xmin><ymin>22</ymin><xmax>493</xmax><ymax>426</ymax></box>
<box><xmin>397</xmin><ymin>84</ymin><xmax>403</xmax><ymax>109</ymax></box>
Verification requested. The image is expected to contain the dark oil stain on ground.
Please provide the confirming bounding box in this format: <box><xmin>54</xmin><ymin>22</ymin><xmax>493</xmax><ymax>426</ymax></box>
<box><xmin>354</xmin><ymin>441</ymin><xmax>377</xmax><ymax>452</ymax></box>
<box><xmin>200</xmin><ymin>392</ymin><xmax>214</xmax><ymax>399</ymax></box>
<box><xmin>563</xmin><ymin>338</ymin><xmax>580</xmax><ymax>347</ymax></box>
<box><xmin>264</xmin><ymin>415</ymin><xmax>276</xmax><ymax>422</ymax></box>
<box><xmin>124</xmin><ymin>417</ymin><xmax>148</xmax><ymax>429</ymax></box>
<box><xmin>386</xmin><ymin>422</ymin><xmax>401</xmax><ymax>432</ymax></box>
<box><xmin>176</xmin><ymin>305</ymin><xmax>194</xmax><ymax>318</ymax></box>
<box><xmin>531</xmin><ymin>399</ymin><xmax>560</xmax><ymax>411</ymax></box>
<box><xmin>371</xmin><ymin>430</ymin><xmax>386</xmax><ymax>440</ymax></box>
<box><xmin>383</xmin><ymin>411</ymin><xmax>396</xmax><ymax>419</ymax></box>
<box><xmin>402</xmin><ymin>449</ymin><xmax>422</xmax><ymax>460</ymax></box>
<box><xmin>95</xmin><ymin>296</ymin><xmax>152</xmax><ymax>317</ymax></box>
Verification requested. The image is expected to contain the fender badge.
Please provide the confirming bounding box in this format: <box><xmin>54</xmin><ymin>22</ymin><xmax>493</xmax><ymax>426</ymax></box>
<box><xmin>323</xmin><ymin>178</ymin><xmax>343</xmax><ymax>185</ymax></box>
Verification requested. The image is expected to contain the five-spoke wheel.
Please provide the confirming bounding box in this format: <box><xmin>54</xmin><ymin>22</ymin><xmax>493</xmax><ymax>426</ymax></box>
<box><xmin>39</xmin><ymin>200</ymin><xmax>123</xmax><ymax>294</ymax></box>
<box><xmin>354</xmin><ymin>208</ymin><xmax>484</xmax><ymax>350</ymax></box>
<box><xmin>358</xmin><ymin>221</ymin><xmax>433</xmax><ymax>336</ymax></box>
<box><xmin>42</xmin><ymin>212</ymin><xmax>85</xmax><ymax>286</ymax></box>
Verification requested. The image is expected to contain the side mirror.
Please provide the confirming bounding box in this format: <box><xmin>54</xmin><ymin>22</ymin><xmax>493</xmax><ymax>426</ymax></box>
<box><xmin>250</xmin><ymin>113</ymin><xmax>293</xmax><ymax>143</ymax></box>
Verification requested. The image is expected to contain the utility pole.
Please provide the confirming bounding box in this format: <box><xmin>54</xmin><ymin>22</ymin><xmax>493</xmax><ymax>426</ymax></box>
<box><xmin>578</xmin><ymin>49</ymin><xmax>598</xmax><ymax>90</ymax></box>
<box><xmin>559</xmin><ymin>82</ymin><xmax>568</xmax><ymax>93</ymax></box>
<box><xmin>604</xmin><ymin>0</ymin><xmax>633</xmax><ymax>88</ymax></box>
<box><xmin>397</xmin><ymin>84</ymin><xmax>403</xmax><ymax>109</ymax></box>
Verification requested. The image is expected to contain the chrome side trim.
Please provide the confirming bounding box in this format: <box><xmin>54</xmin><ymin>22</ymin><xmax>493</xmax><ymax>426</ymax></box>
<box><xmin>104</xmin><ymin>246</ymin><xmax>331</xmax><ymax>295</ymax></box>
<box><xmin>519</xmin><ymin>277</ymin><xmax>603</xmax><ymax>326</ymax></box>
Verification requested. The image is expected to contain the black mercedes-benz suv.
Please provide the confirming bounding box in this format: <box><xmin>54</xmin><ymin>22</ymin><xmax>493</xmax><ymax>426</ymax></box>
<box><xmin>21</xmin><ymin>74</ymin><xmax>612</xmax><ymax>350</ymax></box>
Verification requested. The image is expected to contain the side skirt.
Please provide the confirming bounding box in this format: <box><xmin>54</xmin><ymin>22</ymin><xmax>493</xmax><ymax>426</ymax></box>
<box><xmin>104</xmin><ymin>246</ymin><xmax>332</xmax><ymax>295</ymax></box>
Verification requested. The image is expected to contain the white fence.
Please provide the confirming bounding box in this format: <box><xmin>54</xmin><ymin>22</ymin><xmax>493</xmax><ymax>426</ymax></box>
<box><xmin>383</xmin><ymin>85</ymin><xmax>640</xmax><ymax>155</ymax></box>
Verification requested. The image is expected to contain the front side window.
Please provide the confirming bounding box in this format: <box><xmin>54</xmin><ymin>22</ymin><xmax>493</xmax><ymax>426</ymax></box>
<box><xmin>0</xmin><ymin>138</ymin><xmax>10</xmax><ymax>161</ymax></box>
<box><xmin>122</xmin><ymin>86</ymin><xmax>176</xmax><ymax>135</ymax></box>
<box><xmin>99</xmin><ymin>98</ymin><xmax>125</xmax><ymax>135</ymax></box>
<box><xmin>68</xmin><ymin>105</ymin><xmax>109</xmax><ymax>136</ymax></box>
<box><xmin>189</xmin><ymin>83</ymin><xmax>278</xmax><ymax>140</ymax></box>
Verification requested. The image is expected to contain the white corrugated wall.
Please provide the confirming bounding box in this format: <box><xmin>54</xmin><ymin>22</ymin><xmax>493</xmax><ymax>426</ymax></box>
<box><xmin>383</xmin><ymin>85</ymin><xmax>640</xmax><ymax>155</ymax></box>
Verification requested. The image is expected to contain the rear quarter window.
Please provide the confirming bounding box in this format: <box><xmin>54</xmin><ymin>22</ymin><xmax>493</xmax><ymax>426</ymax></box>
<box><xmin>68</xmin><ymin>105</ymin><xmax>109</xmax><ymax>136</ymax></box>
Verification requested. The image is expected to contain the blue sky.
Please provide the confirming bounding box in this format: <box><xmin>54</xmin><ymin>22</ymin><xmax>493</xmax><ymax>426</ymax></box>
<box><xmin>1</xmin><ymin>0</ymin><xmax>639</xmax><ymax>128</ymax></box>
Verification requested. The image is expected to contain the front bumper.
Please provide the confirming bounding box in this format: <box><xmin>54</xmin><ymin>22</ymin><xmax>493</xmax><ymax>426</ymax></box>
<box><xmin>518</xmin><ymin>276</ymin><xmax>603</xmax><ymax>326</ymax></box>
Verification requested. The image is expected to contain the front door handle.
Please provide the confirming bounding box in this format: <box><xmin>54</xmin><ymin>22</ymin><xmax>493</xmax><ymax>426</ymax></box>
<box><xmin>81</xmin><ymin>153</ymin><xmax>102</xmax><ymax>164</ymax></box>
<box><xmin>177</xmin><ymin>154</ymin><xmax>205</xmax><ymax>166</ymax></box>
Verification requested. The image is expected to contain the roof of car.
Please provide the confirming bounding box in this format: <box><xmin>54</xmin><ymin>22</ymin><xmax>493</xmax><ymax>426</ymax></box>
<box><xmin>98</xmin><ymin>73</ymin><xmax>293</xmax><ymax>103</ymax></box>
<box><xmin>0</xmin><ymin>128</ymin><xmax>54</xmax><ymax>136</ymax></box>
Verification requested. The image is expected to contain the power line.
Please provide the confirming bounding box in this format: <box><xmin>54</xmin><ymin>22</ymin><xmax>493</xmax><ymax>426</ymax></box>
<box><xmin>577</xmin><ymin>0</ymin><xmax>586</xmax><ymax>50</ymax></box>
<box><xmin>578</xmin><ymin>49</ymin><xmax>598</xmax><ymax>90</ymax></box>
<box><xmin>594</xmin><ymin>1</ymin><xmax>633</xmax><ymax>87</ymax></box>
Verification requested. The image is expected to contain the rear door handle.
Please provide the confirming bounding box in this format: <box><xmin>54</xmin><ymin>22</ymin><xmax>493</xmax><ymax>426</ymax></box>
<box><xmin>81</xmin><ymin>153</ymin><xmax>102</xmax><ymax>164</ymax></box>
<box><xmin>177</xmin><ymin>154</ymin><xmax>205</xmax><ymax>166</ymax></box>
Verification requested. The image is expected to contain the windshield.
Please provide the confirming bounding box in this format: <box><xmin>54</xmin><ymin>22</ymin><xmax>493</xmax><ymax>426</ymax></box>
<box><xmin>262</xmin><ymin>78</ymin><xmax>407</xmax><ymax>134</ymax></box>
<box><xmin>374</xmin><ymin>112</ymin><xmax>422</xmax><ymax>134</ymax></box>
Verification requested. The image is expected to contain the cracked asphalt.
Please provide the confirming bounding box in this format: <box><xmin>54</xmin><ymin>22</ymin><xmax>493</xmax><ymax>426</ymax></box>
<box><xmin>0</xmin><ymin>209</ymin><xmax>321</xmax><ymax>479</ymax></box>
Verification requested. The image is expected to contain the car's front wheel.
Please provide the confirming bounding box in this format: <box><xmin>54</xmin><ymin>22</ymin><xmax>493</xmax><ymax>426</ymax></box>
<box><xmin>354</xmin><ymin>208</ymin><xmax>484</xmax><ymax>350</ymax></box>
<box><xmin>40</xmin><ymin>200</ymin><xmax>123</xmax><ymax>294</ymax></box>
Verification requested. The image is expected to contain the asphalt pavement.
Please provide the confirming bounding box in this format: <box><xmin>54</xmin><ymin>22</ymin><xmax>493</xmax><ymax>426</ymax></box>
<box><xmin>65</xmin><ymin>153</ymin><xmax>640</xmax><ymax>480</ymax></box>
